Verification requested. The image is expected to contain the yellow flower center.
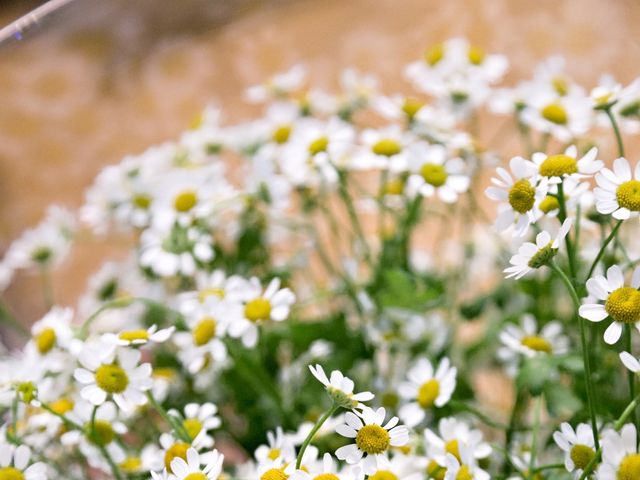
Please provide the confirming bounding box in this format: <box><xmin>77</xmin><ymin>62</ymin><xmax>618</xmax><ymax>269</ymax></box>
<box><xmin>313</xmin><ymin>475</ymin><xmax>340</xmax><ymax>480</ymax></box>
<box><xmin>552</xmin><ymin>76</ymin><xmax>569</xmax><ymax>96</ymax></box>
<box><xmin>456</xmin><ymin>465</ymin><xmax>473</xmax><ymax>480</ymax></box>
<box><xmin>605</xmin><ymin>287</ymin><xmax>640</xmax><ymax>324</ymax></box>
<box><xmin>508</xmin><ymin>179</ymin><xmax>536</xmax><ymax>214</ymax></box>
<box><xmin>520</xmin><ymin>335</ymin><xmax>552</xmax><ymax>353</ymax></box>
<box><xmin>384</xmin><ymin>179</ymin><xmax>405</xmax><ymax>196</ymax></box>
<box><xmin>192</xmin><ymin>317</ymin><xmax>217</xmax><ymax>346</ymax></box>
<box><xmin>541</xmin><ymin>103</ymin><xmax>568</xmax><ymax>125</ymax></box>
<box><xmin>616</xmin><ymin>180</ymin><xmax>640</xmax><ymax>211</ymax></box>
<box><xmin>618</xmin><ymin>453</ymin><xmax>640</xmax><ymax>480</ymax></box>
<box><xmin>372</xmin><ymin>139</ymin><xmax>402</xmax><ymax>157</ymax></box>
<box><xmin>569</xmin><ymin>444</ymin><xmax>595</xmax><ymax>470</ymax></box>
<box><xmin>539</xmin><ymin>154</ymin><xmax>577</xmax><ymax>177</ymax></box>
<box><xmin>418</xmin><ymin>379</ymin><xmax>440</xmax><ymax>409</ymax></box>
<box><xmin>174</xmin><ymin>190</ymin><xmax>198</xmax><ymax>212</ymax></box>
<box><xmin>420</xmin><ymin>164</ymin><xmax>448</xmax><ymax>187</ymax></box>
<box><xmin>539</xmin><ymin>195</ymin><xmax>560</xmax><ymax>214</ymax></box>
<box><xmin>427</xmin><ymin>460</ymin><xmax>446</xmax><ymax>480</ymax></box>
<box><xmin>0</xmin><ymin>467</ymin><xmax>24</xmax><ymax>480</ymax></box>
<box><xmin>402</xmin><ymin>98</ymin><xmax>424</xmax><ymax>119</ymax></box>
<box><xmin>445</xmin><ymin>439</ymin><xmax>461</xmax><ymax>462</ymax></box>
<box><xmin>425</xmin><ymin>44</ymin><xmax>444</xmax><ymax>66</ymax></box>
<box><xmin>198</xmin><ymin>287</ymin><xmax>225</xmax><ymax>302</ymax></box>
<box><xmin>527</xmin><ymin>243</ymin><xmax>557</xmax><ymax>269</ymax></box>
<box><xmin>50</xmin><ymin>398</ymin><xmax>74</xmax><ymax>415</ymax></box>
<box><xmin>35</xmin><ymin>327</ymin><xmax>57</xmax><ymax>354</ymax></box>
<box><xmin>95</xmin><ymin>364</ymin><xmax>129</xmax><ymax>394</ymax></box>
<box><xmin>261</xmin><ymin>468</ymin><xmax>289</xmax><ymax>480</ymax></box>
<box><xmin>309</xmin><ymin>136</ymin><xmax>329</xmax><ymax>155</ymax></box>
<box><xmin>120</xmin><ymin>457</ymin><xmax>143</xmax><ymax>472</ymax></box>
<box><xmin>273</xmin><ymin>125</ymin><xmax>292</xmax><ymax>144</ymax></box>
<box><xmin>133</xmin><ymin>194</ymin><xmax>152</xmax><ymax>209</ymax></box>
<box><xmin>369</xmin><ymin>471</ymin><xmax>398</xmax><ymax>480</ymax></box>
<box><xmin>118</xmin><ymin>329</ymin><xmax>149</xmax><ymax>343</ymax></box>
<box><xmin>183</xmin><ymin>418</ymin><xmax>203</xmax><ymax>440</ymax></box>
<box><xmin>356</xmin><ymin>424</ymin><xmax>390</xmax><ymax>454</ymax></box>
<box><xmin>184</xmin><ymin>474</ymin><xmax>207</xmax><ymax>480</ymax></box>
<box><xmin>164</xmin><ymin>442</ymin><xmax>190</xmax><ymax>472</ymax></box>
<box><xmin>86</xmin><ymin>420</ymin><xmax>115</xmax><ymax>446</ymax></box>
<box><xmin>468</xmin><ymin>46</ymin><xmax>485</xmax><ymax>65</ymax></box>
<box><xmin>267</xmin><ymin>448</ymin><xmax>281</xmax><ymax>460</ymax></box>
<box><xmin>245</xmin><ymin>298</ymin><xmax>272</xmax><ymax>322</ymax></box>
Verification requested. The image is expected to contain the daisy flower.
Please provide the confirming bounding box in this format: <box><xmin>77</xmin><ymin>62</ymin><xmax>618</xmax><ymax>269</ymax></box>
<box><xmin>26</xmin><ymin>307</ymin><xmax>75</xmax><ymax>368</ymax></box>
<box><xmin>424</xmin><ymin>417</ymin><xmax>492</xmax><ymax>469</ymax></box>
<box><xmin>168</xmin><ymin>403</ymin><xmax>221</xmax><ymax>448</ymax></box>
<box><xmin>398</xmin><ymin>357</ymin><xmax>457</xmax><ymax>427</ymax></box>
<box><xmin>443</xmin><ymin>445</ymin><xmax>490</xmax><ymax>480</ymax></box>
<box><xmin>245</xmin><ymin>64</ymin><xmax>307</xmax><ymax>103</ymax></box>
<box><xmin>290</xmin><ymin>453</ymin><xmax>355</xmax><ymax>480</ymax></box>
<box><xmin>485</xmin><ymin>156</ymin><xmax>544</xmax><ymax>236</ymax></box>
<box><xmin>597</xmin><ymin>423</ymin><xmax>640</xmax><ymax>480</ymax></box>
<box><xmin>498</xmin><ymin>314</ymin><xmax>568</xmax><ymax>368</ymax></box>
<box><xmin>579</xmin><ymin>265</ymin><xmax>640</xmax><ymax>344</ymax></box>
<box><xmin>355</xmin><ymin>125</ymin><xmax>412</xmax><ymax>171</ymax></box>
<box><xmin>364</xmin><ymin>452</ymin><xmax>423</xmax><ymax>480</ymax></box>
<box><xmin>594</xmin><ymin>157</ymin><xmax>640</xmax><ymax>220</ymax></box>
<box><xmin>102</xmin><ymin>324</ymin><xmax>175</xmax><ymax>347</ymax></box>
<box><xmin>226</xmin><ymin>277</ymin><xmax>296</xmax><ymax>348</ymax></box>
<box><xmin>552</xmin><ymin>422</ymin><xmax>597</xmax><ymax>476</ymax></box>
<box><xmin>335</xmin><ymin>407</ymin><xmax>409</xmax><ymax>475</ymax></box>
<box><xmin>309</xmin><ymin>364</ymin><xmax>374</xmax><ymax>408</ymax></box>
<box><xmin>255</xmin><ymin>427</ymin><xmax>296</xmax><ymax>464</ymax></box>
<box><xmin>406</xmin><ymin>143</ymin><xmax>470</xmax><ymax>203</ymax></box>
<box><xmin>520</xmin><ymin>92</ymin><xmax>593</xmax><ymax>142</ymax></box>
<box><xmin>170</xmin><ymin>447</ymin><xmax>224</xmax><ymax>480</ymax></box>
<box><xmin>74</xmin><ymin>343</ymin><xmax>153</xmax><ymax>412</ymax></box>
<box><xmin>0</xmin><ymin>443</ymin><xmax>47</xmax><ymax>480</ymax></box>
<box><xmin>503</xmin><ymin>218</ymin><xmax>572</xmax><ymax>279</ymax></box>
<box><xmin>173</xmin><ymin>299</ymin><xmax>229</xmax><ymax>374</ymax></box>
<box><xmin>532</xmin><ymin>145</ymin><xmax>602</xmax><ymax>184</ymax></box>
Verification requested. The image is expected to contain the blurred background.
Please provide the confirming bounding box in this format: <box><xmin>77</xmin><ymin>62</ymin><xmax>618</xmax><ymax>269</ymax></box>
<box><xmin>2</xmin><ymin>0</ymin><xmax>640</xmax><ymax>337</ymax></box>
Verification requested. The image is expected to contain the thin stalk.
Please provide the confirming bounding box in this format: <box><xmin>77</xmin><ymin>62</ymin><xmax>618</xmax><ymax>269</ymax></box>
<box><xmin>556</xmin><ymin>182</ymin><xmax>577</xmax><ymax>281</ymax></box>
<box><xmin>626</xmin><ymin>325</ymin><xmax>637</xmax><ymax>427</ymax></box>
<box><xmin>585</xmin><ymin>220</ymin><xmax>623</xmax><ymax>281</ymax></box>
<box><xmin>502</xmin><ymin>390</ymin><xmax>525</xmax><ymax>476</ymax></box>
<box><xmin>528</xmin><ymin>396</ymin><xmax>543</xmax><ymax>478</ymax></box>
<box><xmin>39</xmin><ymin>266</ymin><xmax>54</xmax><ymax>309</ymax></box>
<box><xmin>550</xmin><ymin>261</ymin><xmax>599</xmax><ymax>449</ymax></box>
<box><xmin>90</xmin><ymin>405</ymin><xmax>124</xmax><ymax>480</ymax></box>
<box><xmin>0</xmin><ymin>301</ymin><xmax>28</xmax><ymax>336</ymax></box>
<box><xmin>296</xmin><ymin>403</ymin><xmax>339</xmax><ymax>468</ymax></box>
<box><xmin>336</xmin><ymin>170</ymin><xmax>373</xmax><ymax>267</ymax></box>
<box><xmin>146</xmin><ymin>391</ymin><xmax>191</xmax><ymax>442</ymax></box>
<box><xmin>605</xmin><ymin>107</ymin><xmax>625</xmax><ymax>157</ymax></box>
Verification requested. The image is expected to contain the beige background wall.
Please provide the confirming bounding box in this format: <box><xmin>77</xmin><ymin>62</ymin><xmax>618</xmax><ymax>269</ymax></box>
<box><xmin>1</xmin><ymin>0</ymin><xmax>640</xmax><ymax>336</ymax></box>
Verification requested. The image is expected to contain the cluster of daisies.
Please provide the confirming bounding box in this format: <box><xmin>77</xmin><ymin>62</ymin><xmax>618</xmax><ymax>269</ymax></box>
<box><xmin>3</xmin><ymin>38</ymin><xmax>640</xmax><ymax>480</ymax></box>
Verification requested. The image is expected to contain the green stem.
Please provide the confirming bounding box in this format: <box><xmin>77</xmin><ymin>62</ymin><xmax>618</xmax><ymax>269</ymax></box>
<box><xmin>90</xmin><ymin>406</ymin><xmax>124</xmax><ymax>480</ymax></box>
<box><xmin>145</xmin><ymin>392</ymin><xmax>191</xmax><ymax>443</ymax></box>
<box><xmin>528</xmin><ymin>396</ymin><xmax>543</xmax><ymax>478</ymax></box>
<box><xmin>626</xmin><ymin>325</ymin><xmax>637</xmax><ymax>428</ymax></box>
<box><xmin>39</xmin><ymin>266</ymin><xmax>54</xmax><ymax>309</ymax></box>
<box><xmin>0</xmin><ymin>301</ymin><xmax>28</xmax><ymax>337</ymax></box>
<box><xmin>502</xmin><ymin>390</ymin><xmax>526</xmax><ymax>476</ymax></box>
<box><xmin>605</xmin><ymin>107</ymin><xmax>625</xmax><ymax>157</ymax></box>
<box><xmin>556</xmin><ymin>182</ymin><xmax>577</xmax><ymax>281</ymax></box>
<box><xmin>586</xmin><ymin>220</ymin><xmax>623</xmax><ymax>281</ymax></box>
<box><xmin>296</xmin><ymin>403</ymin><xmax>339</xmax><ymax>469</ymax></box>
<box><xmin>550</xmin><ymin>261</ymin><xmax>599</xmax><ymax>450</ymax></box>
<box><xmin>336</xmin><ymin>170</ymin><xmax>373</xmax><ymax>267</ymax></box>
<box><xmin>40</xmin><ymin>403</ymin><xmax>82</xmax><ymax>430</ymax></box>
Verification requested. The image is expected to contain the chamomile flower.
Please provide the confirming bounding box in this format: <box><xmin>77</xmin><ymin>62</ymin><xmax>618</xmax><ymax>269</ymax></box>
<box><xmin>503</xmin><ymin>218</ymin><xmax>572</xmax><ymax>279</ymax></box>
<box><xmin>406</xmin><ymin>143</ymin><xmax>470</xmax><ymax>203</ymax></box>
<box><xmin>356</xmin><ymin>125</ymin><xmax>412</xmax><ymax>171</ymax></box>
<box><xmin>335</xmin><ymin>407</ymin><xmax>409</xmax><ymax>475</ymax></box>
<box><xmin>597</xmin><ymin>424</ymin><xmax>640</xmax><ymax>480</ymax></box>
<box><xmin>532</xmin><ymin>146</ymin><xmax>602</xmax><ymax>184</ymax></box>
<box><xmin>255</xmin><ymin>427</ymin><xmax>296</xmax><ymax>464</ymax></box>
<box><xmin>226</xmin><ymin>277</ymin><xmax>296</xmax><ymax>348</ymax></box>
<box><xmin>485</xmin><ymin>156</ymin><xmax>544</xmax><ymax>236</ymax></box>
<box><xmin>424</xmin><ymin>417</ymin><xmax>492</xmax><ymax>468</ymax></box>
<box><xmin>0</xmin><ymin>443</ymin><xmax>47</xmax><ymax>480</ymax></box>
<box><xmin>168</xmin><ymin>403</ymin><xmax>221</xmax><ymax>448</ymax></box>
<box><xmin>74</xmin><ymin>344</ymin><xmax>153</xmax><ymax>412</ymax></box>
<box><xmin>398</xmin><ymin>357</ymin><xmax>457</xmax><ymax>427</ymax></box>
<box><xmin>290</xmin><ymin>453</ymin><xmax>352</xmax><ymax>480</ymax></box>
<box><xmin>102</xmin><ymin>324</ymin><xmax>175</xmax><ymax>347</ymax></box>
<box><xmin>594</xmin><ymin>157</ymin><xmax>640</xmax><ymax>220</ymax></box>
<box><xmin>26</xmin><ymin>307</ymin><xmax>75</xmax><ymax>370</ymax></box>
<box><xmin>498</xmin><ymin>314</ymin><xmax>568</xmax><ymax>367</ymax></box>
<box><xmin>579</xmin><ymin>265</ymin><xmax>640</xmax><ymax>344</ymax></box>
<box><xmin>169</xmin><ymin>448</ymin><xmax>224</xmax><ymax>480</ymax></box>
<box><xmin>245</xmin><ymin>64</ymin><xmax>307</xmax><ymax>103</ymax></box>
<box><xmin>552</xmin><ymin>422</ymin><xmax>597</xmax><ymax>476</ymax></box>
<box><xmin>443</xmin><ymin>445</ymin><xmax>489</xmax><ymax>480</ymax></box>
<box><xmin>309</xmin><ymin>364</ymin><xmax>374</xmax><ymax>408</ymax></box>
<box><xmin>364</xmin><ymin>452</ymin><xmax>423</xmax><ymax>480</ymax></box>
